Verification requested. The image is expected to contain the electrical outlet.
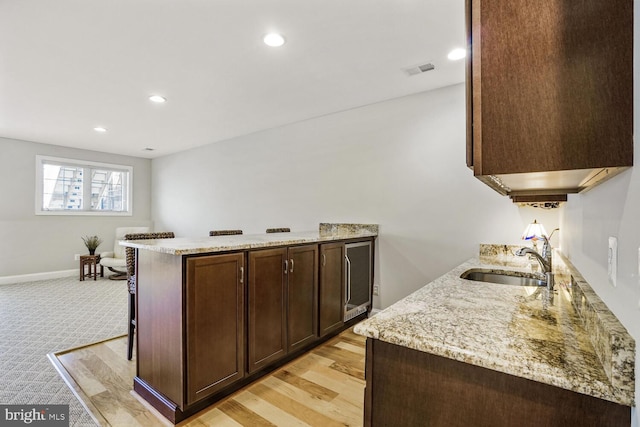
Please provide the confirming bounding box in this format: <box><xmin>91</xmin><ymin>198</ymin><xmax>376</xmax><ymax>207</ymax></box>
<box><xmin>373</xmin><ymin>285</ymin><xmax>379</xmax><ymax>296</ymax></box>
<box><xmin>74</xmin><ymin>254</ymin><xmax>80</xmax><ymax>261</ymax></box>
<box><xmin>608</xmin><ymin>237</ymin><xmax>617</xmax><ymax>287</ymax></box>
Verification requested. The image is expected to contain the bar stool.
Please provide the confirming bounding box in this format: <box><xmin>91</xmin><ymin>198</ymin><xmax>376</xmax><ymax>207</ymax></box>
<box><xmin>266</xmin><ymin>227</ymin><xmax>290</xmax><ymax>233</ymax></box>
<box><xmin>124</xmin><ymin>231</ymin><xmax>175</xmax><ymax>360</ymax></box>
<box><xmin>209</xmin><ymin>229</ymin><xmax>243</xmax><ymax>236</ymax></box>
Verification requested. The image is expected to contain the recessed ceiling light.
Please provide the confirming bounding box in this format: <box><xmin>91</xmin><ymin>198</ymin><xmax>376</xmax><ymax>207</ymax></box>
<box><xmin>447</xmin><ymin>48</ymin><xmax>466</xmax><ymax>61</ymax></box>
<box><xmin>93</xmin><ymin>127</ymin><xmax>107</xmax><ymax>132</ymax></box>
<box><xmin>149</xmin><ymin>95</ymin><xmax>166</xmax><ymax>103</ymax></box>
<box><xmin>263</xmin><ymin>33</ymin><xmax>285</xmax><ymax>47</ymax></box>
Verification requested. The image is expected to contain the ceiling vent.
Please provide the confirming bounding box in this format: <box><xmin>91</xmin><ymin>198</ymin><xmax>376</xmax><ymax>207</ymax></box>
<box><xmin>403</xmin><ymin>62</ymin><xmax>435</xmax><ymax>76</ymax></box>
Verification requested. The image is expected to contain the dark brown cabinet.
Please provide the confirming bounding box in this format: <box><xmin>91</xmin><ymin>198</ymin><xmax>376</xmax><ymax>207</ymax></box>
<box><xmin>185</xmin><ymin>253</ymin><xmax>245</xmax><ymax>405</ymax></box>
<box><xmin>287</xmin><ymin>245</ymin><xmax>319</xmax><ymax>352</ymax></box>
<box><xmin>248</xmin><ymin>244</ymin><xmax>318</xmax><ymax>373</ymax></box>
<box><xmin>134</xmin><ymin>237</ymin><xmax>372</xmax><ymax>423</ymax></box>
<box><xmin>248</xmin><ymin>248</ymin><xmax>288</xmax><ymax>373</ymax></box>
<box><xmin>319</xmin><ymin>242</ymin><xmax>345</xmax><ymax>337</ymax></box>
<box><xmin>364</xmin><ymin>339</ymin><xmax>630</xmax><ymax>426</ymax></box>
<box><xmin>466</xmin><ymin>0</ymin><xmax>633</xmax><ymax>200</ymax></box>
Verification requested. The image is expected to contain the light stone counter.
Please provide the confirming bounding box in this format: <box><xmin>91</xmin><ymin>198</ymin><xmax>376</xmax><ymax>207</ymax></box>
<box><xmin>120</xmin><ymin>223</ymin><xmax>378</xmax><ymax>255</ymax></box>
<box><xmin>354</xmin><ymin>245</ymin><xmax>635</xmax><ymax>407</ymax></box>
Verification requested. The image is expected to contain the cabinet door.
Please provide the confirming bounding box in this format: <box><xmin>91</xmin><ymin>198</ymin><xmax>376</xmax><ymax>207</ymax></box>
<box><xmin>186</xmin><ymin>253</ymin><xmax>245</xmax><ymax>405</ymax></box>
<box><xmin>469</xmin><ymin>0</ymin><xmax>632</xmax><ymax>177</ymax></box>
<box><xmin>248</xmin><ymin>248</ymin><xmax>287</xmax><ymax>373</ymax></box>
<box><xmin>287</xmin><ymin>245</ymin><xmax>318</xmax><ymax>352</ymax></box>
<box><xmin>319</xmin><ymin>243</ymin><xmax>345</xmax><ymax>337</ymax></box>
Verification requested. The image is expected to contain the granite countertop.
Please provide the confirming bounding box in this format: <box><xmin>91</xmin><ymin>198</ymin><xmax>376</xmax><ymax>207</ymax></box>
<box><xmin>120</xmin><ymin>223</ymin><xmax>378</xmax><ymax>255</ymax></box>
<box><xmin>354</xmin><ymin>245</ymin><xmax>635</xmax><ymax>407</ymax></box>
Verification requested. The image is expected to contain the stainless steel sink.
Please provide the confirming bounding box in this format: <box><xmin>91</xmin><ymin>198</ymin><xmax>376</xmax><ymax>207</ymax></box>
<box><xmin>460</xmin><ymin>269</ymin><xmax>546</xmax><ymax>287</ymax></box>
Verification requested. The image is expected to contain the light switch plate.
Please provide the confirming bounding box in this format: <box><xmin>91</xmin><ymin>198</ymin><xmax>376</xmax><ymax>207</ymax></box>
<box><xmin>608</xmin><ymin>237</ymin><xmax>617</xmax><ymax>287</ymax></box>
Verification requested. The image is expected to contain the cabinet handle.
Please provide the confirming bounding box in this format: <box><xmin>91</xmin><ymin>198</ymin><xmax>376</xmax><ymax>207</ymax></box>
<box><xmin>284</xmin><ymin>260</ymin><xmax>288</xmax><ymax>275</ymax></box>
<box><xmin>322</xmin><ymin>253</ymin><xmax>326</xmax><ymax>266</ymax></box>
<box><xmin>240</xmin><ymin>266</ymin><xmax>244</xmax><ymax>284</ymax></box>
<box><xmin>290</xmin><ymin>259</ymin><xmax>294</xmax><ymax>273</ymax></box>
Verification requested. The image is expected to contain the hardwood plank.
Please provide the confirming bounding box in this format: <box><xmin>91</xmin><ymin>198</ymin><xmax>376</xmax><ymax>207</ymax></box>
<box><xmin>272</xmin><ymin>370</ymin><xmax>339</xmax><ymax>402</ymax></box>
<box><xmin>233</xmin><ymin>391</ymin><xmax>311</xmax><ymax>427</ymax></box>
<box><xmin>259</xmin><ymin>374</ymin><xmax>362</xmax><ymax>426</ymax></box>
<box><xmin>85</xmin><ymin>339</ymin><xmax>135</xmax><ymax>384</ymax></box>
<box><xmin>57</xmin><ymin>351</ymin><xmax>108</xmax><ymax>397</ymax></box>
<box><xmin>280</xmin><ymin>352</ymin><xmax>335</xmax><ymax>372</ymax></box>
<box><xmin>248</xmin><ymin>382</ymin><xmax>347</xmax><ymax>427</ymax></box>
<box><xmin>333</xmin><ymin>341</ymin><xmax>365</xmax><ymax>356</ymax></box>
<box><xmin>299</xmin><ymin>365</ymin><xmax>365</xmax><ymax>406</ymax></box>
<box><xmin>51</xmin><ymin>327</ymin><xmax>366</xmax><ymax>426</ymax></box>
<box><xmin>311</xmin><ymin>345</ymin><xmax>364</xmax><ymax>367</ymax></box>
<box><xmin>183</xmin><ymin>408</ymin><xmax>243</xmax><ymax>427</ymax></box>
<box><xmin>217</xmin><ymin>399</ymin><xmax>276</xmax><ymax>427</ymax></box>
<box><xmin>264</xmin><ymin>351</ymin><xmax>365</xmax><ymax>405</ymax></box>
<box><xmin>328</xmin><ymin>361</ymin><xmax>365</xmax><ymax>381</ymax></box>
<box><xmin>47</xmin><ymin>352</ymin><xmax>109</xmax><ymax>427</ymax></box>
<box><xmin>337</xmin><ymin>329</ymin><xmax>366</xmax><ymax>345</ymax></box>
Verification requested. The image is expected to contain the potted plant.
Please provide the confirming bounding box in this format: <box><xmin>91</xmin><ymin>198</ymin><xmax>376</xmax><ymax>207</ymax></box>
<box><xmin>82</xmin><ymin>235</ymin><xmax>103</xmax><ymax>255</ymax></box>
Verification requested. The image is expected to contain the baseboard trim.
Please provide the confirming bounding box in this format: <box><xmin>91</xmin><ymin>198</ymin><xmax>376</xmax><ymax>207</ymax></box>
<box><xmin>0</xmin><ymin>269</ymin><xmax>76</xmax><ymax>285</ymax></box>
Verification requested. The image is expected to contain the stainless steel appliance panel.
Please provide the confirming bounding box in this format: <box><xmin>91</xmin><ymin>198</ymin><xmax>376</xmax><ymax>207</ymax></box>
<box><xmin>345</xmin><ymin>241</ymin><xmax>372</xmax><ymax>321</ymax></box>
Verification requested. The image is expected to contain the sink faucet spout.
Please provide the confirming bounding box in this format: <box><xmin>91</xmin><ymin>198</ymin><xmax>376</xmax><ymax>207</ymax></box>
<box><xmin>515</xmin><ymin>236</ymin><xmax>554</xmax><ymax>290</ymax></box>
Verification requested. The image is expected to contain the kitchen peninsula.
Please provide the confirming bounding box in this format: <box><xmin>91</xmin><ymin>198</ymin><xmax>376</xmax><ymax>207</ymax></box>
<box><xmin>121</xmin><ymin>223</ymin><xmax>377</xmax><ymax>423</ymax></box>
<box><xmin>355</xmin><ymin>245</ymin><xmax>635</xmax><ymax>426</ymax></box>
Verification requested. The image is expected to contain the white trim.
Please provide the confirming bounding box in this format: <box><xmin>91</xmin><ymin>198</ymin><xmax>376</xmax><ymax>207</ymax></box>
<box><xmin>0</xmin><ymin>269</ymin><xmax>77</xmax><ymax>285</ymax></box>
<box><xmin>36</xmin><ymin>210</ymin><xmax>133</xmax><ymax>216</ymax></box>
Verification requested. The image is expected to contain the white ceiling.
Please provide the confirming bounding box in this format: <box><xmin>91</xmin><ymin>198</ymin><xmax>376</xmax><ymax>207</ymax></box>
<box><xmin>0</xmin><ymin>0</ymin><xmax>466</xmax><ymax>159</ymax></box>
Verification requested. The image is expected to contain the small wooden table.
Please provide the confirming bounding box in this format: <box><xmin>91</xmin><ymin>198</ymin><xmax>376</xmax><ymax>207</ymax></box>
<box><xmin>80</xmin><ymin>255</ymin><xmax>104</xmax><ymax>281</ymax></box>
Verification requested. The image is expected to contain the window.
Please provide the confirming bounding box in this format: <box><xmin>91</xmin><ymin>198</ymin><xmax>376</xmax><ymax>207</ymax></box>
<box><xmin>36</xmin><ymin>155</ymin><xmax>132</xmax><ymax>216</ymax></box>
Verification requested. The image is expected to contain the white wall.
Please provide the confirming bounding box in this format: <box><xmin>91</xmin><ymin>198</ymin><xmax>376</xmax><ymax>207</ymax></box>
<box><xmin>561</xmin><ymin>169</ymin><xmax>639</xmax><ymax>425</ymax></box>
<box><xmin>152</xmin><ymin>83</ymin><xmax>559</xmax><ymax>308</ymax></box>
<box><xmin>559</xmin><ymin>2</ymin><xmax>639</xmax><ymax>424</ymax></box>
<box><xmin>0</xmin><ymin>137</ymin><xmax>152</xmax><ymax>278</ymax></box>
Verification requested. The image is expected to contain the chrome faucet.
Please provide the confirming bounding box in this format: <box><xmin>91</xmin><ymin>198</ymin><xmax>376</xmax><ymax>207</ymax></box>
<box><xmin>515</xmin><ymin>235</ymin><xmax>554</xmax><ymax>290</ymax></box>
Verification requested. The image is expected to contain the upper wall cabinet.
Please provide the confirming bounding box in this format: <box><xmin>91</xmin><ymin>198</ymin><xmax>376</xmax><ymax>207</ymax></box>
<box><xmin>466</xmin><ymin>0</ymin><xmax>633</xmax><ymax>201</ymax></box>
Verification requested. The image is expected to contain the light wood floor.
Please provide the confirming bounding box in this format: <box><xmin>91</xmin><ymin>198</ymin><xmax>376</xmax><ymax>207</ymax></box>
<box><xmin>50</xmin><ymin>328</ymin><xmax>366</xmax><ymax>426</ymax></box>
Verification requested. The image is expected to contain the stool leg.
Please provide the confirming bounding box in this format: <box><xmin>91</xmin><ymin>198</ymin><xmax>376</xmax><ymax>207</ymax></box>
<box><xmin>127</xmin><ymin>292</ymin><xmax>135</xmax><ymax>360</ymax></box>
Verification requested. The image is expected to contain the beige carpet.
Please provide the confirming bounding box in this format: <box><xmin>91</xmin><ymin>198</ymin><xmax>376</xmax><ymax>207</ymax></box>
<box><xmin>0</xmin><ymin>275</ymin><xmax>128</xmax><ymax>426</ymax></box>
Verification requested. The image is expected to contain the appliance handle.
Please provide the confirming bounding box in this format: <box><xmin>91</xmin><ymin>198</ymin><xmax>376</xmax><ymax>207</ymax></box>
<box><xmin>345</xmin><ymin>254</ymin><xmax>351</xmax><ymax>303</ymax></box>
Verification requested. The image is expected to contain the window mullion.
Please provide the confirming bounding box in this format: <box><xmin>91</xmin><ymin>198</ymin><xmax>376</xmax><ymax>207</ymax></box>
<box><xmin>83</xmin><ymin>167</ymin><xmax>91</xmax><ymax>211</ymax></box>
